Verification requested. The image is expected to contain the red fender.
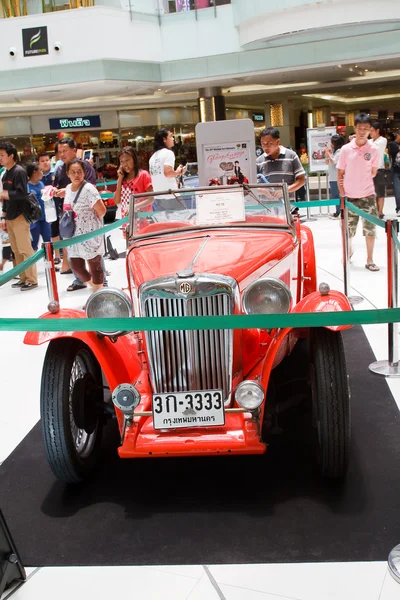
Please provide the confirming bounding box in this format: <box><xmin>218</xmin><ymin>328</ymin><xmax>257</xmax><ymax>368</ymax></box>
<box><xmin>293</xmin><ymin>289</ymin><xmax>352</xmax><ymax>332</ymax></box>
<box><xmin>24</xmin><ymin>309</ymin><xmax>143</xmax><ymax>390</ymax></box>
<box><xmin>300</xmin><ymin>225</ymin><xmax>317</xmax><ymax>296</ymax></box>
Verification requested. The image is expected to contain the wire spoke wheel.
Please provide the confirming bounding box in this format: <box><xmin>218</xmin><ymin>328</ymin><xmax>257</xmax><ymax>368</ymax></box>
<box><xmin>40</xmin><ymin>339</ymin><xmax>104</xmax><ymax>483</ymax></box>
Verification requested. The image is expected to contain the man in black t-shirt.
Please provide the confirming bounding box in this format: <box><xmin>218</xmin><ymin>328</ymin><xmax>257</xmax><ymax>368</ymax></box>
<box><xmin>0</xmin><ymin>142</ymin><xmax>38</xmax><ymax>290</ymax></box>
<box><xmin>388</xmin><ymin>130</ymin><xmax>400</xmax><ymax>212</ymax></box>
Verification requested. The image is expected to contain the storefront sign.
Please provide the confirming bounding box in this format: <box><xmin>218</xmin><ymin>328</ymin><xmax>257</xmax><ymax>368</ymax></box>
<box><xmin>22</xmin><ymin>27</ymin><xmax>48</xmax><ymax>57</ymax></box>
<box><xmin>196</xmin><ymin>190</ymin><xmax>245</xmax><ymax>226</ymax></box>
<box><xmin>253</xmin><ymin>113</ymin><xmax>265</xmax><ymax>122</ymax></box>
<box><xmin>49</xmin><ymin>115</ymin><xmax>101</xmax><ymax>130</ymax></box>
<box><xmin>100</xmin><ymin>131</ymin><xmax>114</xmax><ymax>142</ymax></box>
<box><xmin>306</xmin><ymin>126</ymin><xmax>337</xmax><ymax>172</ymax></box>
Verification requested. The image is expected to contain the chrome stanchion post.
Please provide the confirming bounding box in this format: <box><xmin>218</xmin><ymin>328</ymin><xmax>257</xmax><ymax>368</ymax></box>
<box><xmin>388</xmin><ymin>544</ymin><xmax>400</xmax><ymax>584</ymax></box>
<box><xmin>341</xmin><ymin>198</ymin><xmax>363</xmax><ymax>305</ymax></box>
<box><xmin>370</xmin><ymin>219</ymin><xmax>400</xmax><ymax>376</ymax></box>
<box><xmin>304</xmin><ymin>173</ymin><xmax>316</xmax><ymax>222</ymax></box>
<box><xmin>318</xmin><ymin>172</ymin><xmax>323</xmax><ymax>216</ymax></box>
<box><xmin>43</xmin><ymin>242</ymin><xmax>60</xmax><ymax>314</ymax></box>
<box><xmin>325</xmin><ymin>171</ymin><xmax>330</xmax><ymax>215</ymax></box>
<box><xmin>341</xmin><ymin>196</ymin><xmax>349</xmax><ymax>297</ymax></box>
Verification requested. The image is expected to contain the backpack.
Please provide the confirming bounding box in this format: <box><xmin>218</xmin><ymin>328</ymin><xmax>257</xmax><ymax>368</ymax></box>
<box><xmin>21</xmin><ymin>192</ymin><xmax>42</xmax><ymax>224</ymax></box>
<box><xmin>104</xmin><ymin>235</ymin><xmax>119</xmax><ymax>260</ymax></box>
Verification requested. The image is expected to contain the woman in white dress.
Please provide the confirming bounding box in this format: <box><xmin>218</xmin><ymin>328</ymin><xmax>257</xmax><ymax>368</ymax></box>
<box><xmin>63</xmin><ymin>159</ymin><xmax>106</xmax><ymax>294</ymax></box>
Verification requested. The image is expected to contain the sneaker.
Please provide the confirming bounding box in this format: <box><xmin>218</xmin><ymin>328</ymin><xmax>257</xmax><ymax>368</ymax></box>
<box><xmin>11</xmin><ymin>280</ymin><xmax>24</xmax><ymax>288</ymax></box>
<box><xmin>329</xmin><ymin>213</ymin><xmax>340</xmax><ymax>220</ymax></box>
<box><xmin>20</xmin><ymin>283</ymin><xmax>38</xmax><ymax>291</ymax></box>
<box><xmin>103</xmin><ymin>281</ymin><xmax>109</xmax><ymax>288</ymax></box>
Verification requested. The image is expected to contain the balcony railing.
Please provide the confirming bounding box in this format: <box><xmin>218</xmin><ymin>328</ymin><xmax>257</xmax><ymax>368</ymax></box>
<box><xmin>0</xmin><ymin>0</ymin><xmax>230</xmax><ymax>18</ymax></box>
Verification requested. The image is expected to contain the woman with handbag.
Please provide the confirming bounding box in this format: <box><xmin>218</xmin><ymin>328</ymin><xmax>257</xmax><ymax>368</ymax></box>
<box><xmin>27</xmin><ymin>162</ymin><xmax>52</xmax><ymax>251</ymax></box>
<box><xmin>62</xmin><ymin>159</ymin><xmax>106</xmax><ymax>295</ymax></box>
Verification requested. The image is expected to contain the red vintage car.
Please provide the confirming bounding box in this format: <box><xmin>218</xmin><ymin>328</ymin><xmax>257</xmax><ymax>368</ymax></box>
<box><xmin>26</xmin><ymin>184</ymin><xmax>352</xmax><ymax>483</ymax></box>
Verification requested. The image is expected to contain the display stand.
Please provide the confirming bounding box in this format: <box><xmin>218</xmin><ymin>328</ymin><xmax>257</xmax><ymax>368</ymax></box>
<box><xmin>303</xmin><ymin>175</ymin><xmax>316</xmax><ymax>222</ymax></box>
<box><xmin>0</xmin><ymin>510</ymin><xmax>26</xmax><ymax>598</ymax></box>
<box><xmin>307</xmin><ymin>126</ymin><xmax>336</xmax><ymax>219</ymax></box>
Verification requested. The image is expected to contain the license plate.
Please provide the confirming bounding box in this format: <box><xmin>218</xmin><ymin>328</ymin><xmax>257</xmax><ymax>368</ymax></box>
<box><xmin>152</xmin><ymin>390</ymin><xmax>225</xmax><ymax>430</ymax></box>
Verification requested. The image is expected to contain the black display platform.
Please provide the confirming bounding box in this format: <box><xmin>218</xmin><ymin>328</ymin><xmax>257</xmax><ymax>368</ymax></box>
<box><xmin>1</xmin><ymin>327</ymin><xmax>399</xmax><ymax>566</ymax></box>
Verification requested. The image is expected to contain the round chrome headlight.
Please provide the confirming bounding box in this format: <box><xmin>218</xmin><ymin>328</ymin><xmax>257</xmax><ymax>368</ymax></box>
<box><xmin>235</xmin><ymin>380</ymin><xmax>264</xmax><ymax>410</ymax></box>
<box><xmin>86</xmin><ymin>288</ymin><xmax>132</xmax><ymax>337</ymax></box>
<box><xmin>242</xmin><ymin>277</ymin><xmax>291</xmax><ymax>315</ymax></box>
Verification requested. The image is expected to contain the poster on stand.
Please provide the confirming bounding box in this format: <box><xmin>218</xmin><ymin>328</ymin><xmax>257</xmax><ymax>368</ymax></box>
<box><xmin>196</xmin><ymin>119</ymin><xmax>257</xmax><ymax>186</ymax></box>
<box><xmin>306</xmin><ymin>127</ymin><xmax>337</xmax><ymax>172</ymax></box>
<box><xmin>202</xmin><ymin>142</ymin><xmax>251</xmax><ymax>185</ymax></box>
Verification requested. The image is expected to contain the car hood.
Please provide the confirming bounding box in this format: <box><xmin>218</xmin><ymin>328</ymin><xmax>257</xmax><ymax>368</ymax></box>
<box><xmin>128</xmin><ymin>229</ymin><xmax>295</xmax><ymax>288</ymax></box>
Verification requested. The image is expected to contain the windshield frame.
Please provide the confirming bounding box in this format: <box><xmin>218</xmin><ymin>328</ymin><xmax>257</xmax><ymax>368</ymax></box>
<box><xmin>127</xmin><ymin>183</ymin><xmax>295</xmax><ymax>242</ymax></box>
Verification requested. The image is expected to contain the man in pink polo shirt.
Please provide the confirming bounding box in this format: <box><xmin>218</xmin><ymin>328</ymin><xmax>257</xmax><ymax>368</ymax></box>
<box><xmin>337</xmin><ymin>113</ymin><xmax>380</xmax><ymax>271</ymax></box>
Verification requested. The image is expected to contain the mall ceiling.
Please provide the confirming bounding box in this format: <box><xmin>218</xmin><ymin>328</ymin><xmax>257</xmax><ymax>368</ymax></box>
<box><xmin>1</xmin><ymin>56</ymin><xmax>400</xmax><ymax>115</ymax></box>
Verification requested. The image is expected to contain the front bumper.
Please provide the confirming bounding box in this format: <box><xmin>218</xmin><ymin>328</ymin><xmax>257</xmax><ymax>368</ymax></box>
<box><xmin>118</xmin><ymin>412</ymin><xmax>266</xmax><ymax>458</ymax></box>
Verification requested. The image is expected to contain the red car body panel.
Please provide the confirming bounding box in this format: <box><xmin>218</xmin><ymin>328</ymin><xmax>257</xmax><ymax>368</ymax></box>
<box><xmin>26</xmin><ymin>218</ymin><xmax>351</xmax><ymax>460</ymax></box>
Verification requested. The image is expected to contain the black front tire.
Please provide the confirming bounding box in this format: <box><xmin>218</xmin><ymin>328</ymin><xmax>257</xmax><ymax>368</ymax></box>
<box><xmin>40</xmin><ymin>339</ymin><xmax>104</xmax><ymax>483</ymax></box>
<box><xmin>310</xmin><ymin>328</ymin><xmax>351</xmax><ymax>478</ymax></box>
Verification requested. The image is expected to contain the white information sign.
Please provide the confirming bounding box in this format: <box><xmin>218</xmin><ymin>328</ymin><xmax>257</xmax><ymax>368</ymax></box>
<box><xmin>196</xmin><ymin>190</ymin><xmax>245</xmax><ymax>225</ymax></box>
<box><xmin>306</xmin><ymin>126</ymin><xmax>337</xmax><ymax>172</ymax></box>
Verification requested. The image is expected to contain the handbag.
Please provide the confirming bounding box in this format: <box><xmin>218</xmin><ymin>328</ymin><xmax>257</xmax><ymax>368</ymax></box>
<box><xmin>21</xmin><ymin>192</ymin><xmax>42</xmax><ymax>224</ymax></box>
<box><xmin>59</xmin><ymin>182</ymin><xmax>86</xmax><ymax>239</ymax></box>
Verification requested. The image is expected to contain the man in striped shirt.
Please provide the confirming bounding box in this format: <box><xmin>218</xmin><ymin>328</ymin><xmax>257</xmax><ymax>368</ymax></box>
<box><xmin>256</xmin><ymin>127</ymin><xmax>306</xmax><ymax>208</ymax></box>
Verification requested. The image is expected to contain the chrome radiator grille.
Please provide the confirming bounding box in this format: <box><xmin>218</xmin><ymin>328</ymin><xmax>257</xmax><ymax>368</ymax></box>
<box><xmin>144</xmin><ymin>293</ymin><xmax>233</xmax><ymax>400</ymax></box>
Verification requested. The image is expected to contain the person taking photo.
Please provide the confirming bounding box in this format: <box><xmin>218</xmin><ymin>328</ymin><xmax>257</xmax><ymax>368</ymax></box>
<box><xmin>149</xmin><ymin>128</ymin><xmax>186</xmax><ymax>210</ymax></box>
<box><xmin>0</xmin><ymin>142</ymin><xmax>38</xmax><ymax>291</ymax></box>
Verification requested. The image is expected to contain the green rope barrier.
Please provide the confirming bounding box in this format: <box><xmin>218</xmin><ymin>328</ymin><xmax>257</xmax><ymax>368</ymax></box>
<box><xmin>292</xmin><ymin>199</ymin><xmax>340</xmax><ymax>208</ymax></box>
<box><xmin>96</xmin><ymin>180</ymin><xmax>118</xmax><ymax>187</ymax></box>
<box><xmin>0</xmin><ymin>249</ymin><xmax>45</xmax><ymax>287</ymax></box>
<box><xmin>345</xmin><ymin>200</ymin><xmax>386</xmax><ymax>229</ymax></box>
<box><xmin>53</xmin><ymin>216</ymin><xmax>128</xmax><ymax>250</ymax></box>
<box><xmin>1</xmin><ymin>307</ymin><xmax>400</xmax><ymax>332</ymax></box>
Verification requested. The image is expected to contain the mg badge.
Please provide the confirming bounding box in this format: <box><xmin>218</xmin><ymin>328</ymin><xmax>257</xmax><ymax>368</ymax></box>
<box><xmin>180</xmin><ymin>281</ymin><xmax>192</xmax><ymax>294</ymax></box>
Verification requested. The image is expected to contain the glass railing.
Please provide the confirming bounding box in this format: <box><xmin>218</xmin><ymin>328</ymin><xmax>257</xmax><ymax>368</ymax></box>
<box><xmin>0</xmin><ymin>0</ymin><xmax>230</xmax><ymax>18</ymax></box>
<box><xmin>231</xmin><ymin>0</ymin><xmax>328</xmax><ymax>23</ymax></box>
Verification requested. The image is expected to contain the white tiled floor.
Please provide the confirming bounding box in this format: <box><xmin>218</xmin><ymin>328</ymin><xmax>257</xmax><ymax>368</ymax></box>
<box><xmin>1</xmin><ymin>202</ymin><xmax>400</xmax><ymax>599</ymax></box>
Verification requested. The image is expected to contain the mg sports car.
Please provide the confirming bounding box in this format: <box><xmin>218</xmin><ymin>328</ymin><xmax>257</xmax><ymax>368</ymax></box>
<box><xmin>25</xmin><ymin>184</ymin><xmax>352</xmax><ymax>483</ymax></box>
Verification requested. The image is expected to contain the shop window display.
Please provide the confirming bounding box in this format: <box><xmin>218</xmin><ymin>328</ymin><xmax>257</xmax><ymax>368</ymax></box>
<box><xmin>0</xmin><ymin>137</ymin><xmax>34</xmax><ymax>164</ymax></box>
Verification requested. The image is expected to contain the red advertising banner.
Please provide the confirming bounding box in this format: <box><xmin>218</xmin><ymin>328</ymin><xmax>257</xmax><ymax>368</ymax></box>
<box><xmin>175</xmin><ymin>0</ymin><xmax>190</xmax><ymax>11</ymax></box>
